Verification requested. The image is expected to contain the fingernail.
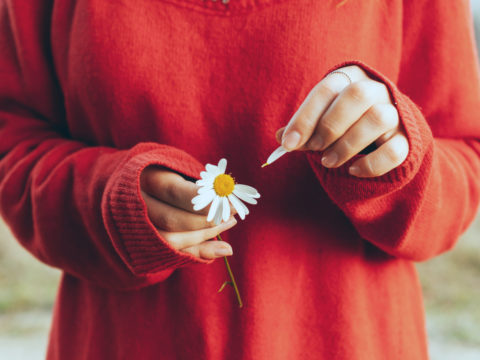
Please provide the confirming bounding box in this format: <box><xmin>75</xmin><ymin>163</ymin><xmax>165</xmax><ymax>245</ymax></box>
<box><xmin>215</xmin><ymin>246</ymin><xmax>233</xmax><ymax>257</ymax></box>
<box><xmin>224</xmin><ymin>218</ymin><xmax>237</xmax><ymax>227</ymax></box>
<box><xmin>321</xmin><ymin>152</ymin><xmax>338</xmax><ymax>167</ymax></box>
<box><xmin>282</xmin><ymin>131</ymin><xmax>301</xmax><ymax>151</ymax></box>
<box><xmin>349</xmin><ymin>165</ymin><xmax>360</xmax><ymax>176</ymax></box>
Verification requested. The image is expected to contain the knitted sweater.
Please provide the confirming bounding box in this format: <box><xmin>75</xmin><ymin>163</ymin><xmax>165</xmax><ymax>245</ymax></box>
<box><xmin>1</xmin><ymin>0</ymin><xmax>480</xmax><ymax>359</ymax></box>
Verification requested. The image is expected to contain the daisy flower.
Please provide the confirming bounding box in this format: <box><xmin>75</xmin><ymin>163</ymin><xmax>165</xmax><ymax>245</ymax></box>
<box><xmin>192</xmin><ymin>158</ymin><xmax>260</xmax><ymax>225</ymax></box>
<box><xmin>191</xmin><ymin>158</ymin><xmax>260</xmax><ymax>308</ymax></box>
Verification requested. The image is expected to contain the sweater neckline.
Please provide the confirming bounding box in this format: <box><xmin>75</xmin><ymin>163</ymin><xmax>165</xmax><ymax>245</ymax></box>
<box><xmin>158</xmin><ymin>0</ymin><xmax>281</xmax><ymax>15</ymax></box>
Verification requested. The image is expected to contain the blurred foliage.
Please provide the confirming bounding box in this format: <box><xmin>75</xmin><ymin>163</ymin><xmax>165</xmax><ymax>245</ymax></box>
<box><xmin>0</xmin><ymin>222</ymin><xmax>60</xmax><ymax>314</ymax></box>
<box><xmin>417</xmin><ymin>217</ymin><xmax>480</xmax><ymax>346</ymax></box>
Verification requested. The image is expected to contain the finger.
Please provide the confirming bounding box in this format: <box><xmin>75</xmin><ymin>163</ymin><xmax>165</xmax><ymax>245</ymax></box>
<box><xmin>142</xmin><ymin>191</ymin><xmax>217</xmax><ymax>232</ymax></box>
<box><xmin>181</xmin><ymin>240</ymin><xmax>233</xmax><ymax>260</ymax></box>
<box><xmin>280</xmin><ymin>75</ymin><xmax>348</xmax><ymax>151</ymax></box>
<box><xmin>375</xmin><ymin>127</ymin><xmax>400</xmax><ymax>146</ymax></box>
<box><xmin>280</xmin><ymin>65</ymin><xmax>367</xmax><ymax>151</ymax></box>
<box><xmin>307</xmin><ymin>79</ymin><xmax>391</xmax><ymax>152</ymax></box>
<box><xmin>320</xmin><ymin>103</ymin><xmax>399</xmax><ymax>168</ymax></box>
<box><xmin>349</xmin><ymin>132</ymin><xmax>409</xmax><ymax>178</ymax></box>
<box><xmin>140</xmin><ymin>166</ymin><xmax>209</xmax><ymax>215</ymax></box>
<box><xmin>157</xmin><ymin>217</ymin><xmax>237</xmax><ymax>250</ymax></box>
<box><xmin>275</xmin><ymin>127</ymin><xmax>286</xmax><ymax>144</ymax></box>
<box><xmin>275</xmin><ymin>127</ymin><xmax>310</xmax><ymax>151</ymax></box>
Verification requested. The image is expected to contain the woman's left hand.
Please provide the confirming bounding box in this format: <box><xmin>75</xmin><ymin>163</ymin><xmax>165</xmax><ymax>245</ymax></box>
<box><xmin>275</xmin><ymin>65</ymin><xmax>409</xmax><ymax>177</ymax></box>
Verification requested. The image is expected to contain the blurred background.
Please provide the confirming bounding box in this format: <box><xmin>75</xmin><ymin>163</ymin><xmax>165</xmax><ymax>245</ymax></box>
<box><xmin>1</xmin><ymin>1</ymin><xmax>480</xmax><ymax>359</ymax></box>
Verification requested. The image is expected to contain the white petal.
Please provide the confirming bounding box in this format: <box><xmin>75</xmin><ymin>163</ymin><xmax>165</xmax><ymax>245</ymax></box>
<box><xmin>192</xmin><ymin>190</ymin><xmax>209</xmax><ymax>205</ymax></box>
<box><xmin>198</xmin><ymin>184</ymin><xmax>213</xmax><ymax>194</ymax></box>
<box><xmin>207</xmin><ymin>196</ymin><xmax>221</xmax><ymax>222</ymax></box>
<box><xmin>200</xmin><ymin>171</ymin><xmax>215</xmax><ymax>180</ymax></box>
<box><xmin>228</xmin><ymin>194</ymin><xmax>248</xmax><ymax>220</ymax></box>
<box><xmin>192</xmin><ymin>190</ymin><xmax>216</xmax><ymax>211</ymax></box>
<box><xmin>217</xmin><ymin>158</ymin><xmax>227</xmax><ymax>174</ymax></box>
<box><xmin>196</xmin><ymin>178</ymin><xmax>215</xmax><ymax>187</ymax></box>
<box><xmin>233</xmin><ymin>188</ymin><xmax>257</xmax><ymax>205</ymax></box>
<box><xmin>243</xmin><ymin>202</ymin><xmax>250</xmax><ymax>215</ymax></box>
<box><xmin>235</xmin><ymin>184</ymin><xmax>260</xmax><ymax>198</ymax></box>
<box><xmin>213</xmin><ymin>200</ymin><xmax>223</xmax><ymax>225</ymax></box>
<box><xmin>264</xmin><ymin>146</ymin><xmax>288</xmax><ymax>166</ymax></box>
<box><xmin>222</xmin><ymin>196</ymin><xmax>230</xmax><ymax>222</ymax></box>
<box><xmin>206</xmin><ymin>163</ymin><xmax>221</xmax><ymax>175</ymax></box>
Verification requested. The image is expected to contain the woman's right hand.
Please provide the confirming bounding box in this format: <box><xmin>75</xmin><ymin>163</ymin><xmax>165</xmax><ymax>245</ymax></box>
<box><xmin>140</xmin><ymin>165</ymin><xmax>237</xmax><ymax>260</ymax></box>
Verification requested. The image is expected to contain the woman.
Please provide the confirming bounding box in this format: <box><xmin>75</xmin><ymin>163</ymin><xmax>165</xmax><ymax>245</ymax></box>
<box><xmin>1</xmin><ymin>0</ymin><xmax>479</xmax><ymax>359</ymax></box>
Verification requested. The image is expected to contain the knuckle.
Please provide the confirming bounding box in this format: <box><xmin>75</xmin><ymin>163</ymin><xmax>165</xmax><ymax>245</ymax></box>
<box><xmin>316</xmin><ymin>81</ymin><xmax>339</xmax><ymax>98</ymax></box>
<box><xmin>336</xmin><ymin>137</ymin><xmax>356</xmax><ymax>157</ymax></box>
<box><xmin>161</xmin><ymin>212</ymin><xmax>178</xmax><ymax>232</ymax></box>
<box><xmin>164</xmin><ymin>181</ymin><xmax>180</xmax><ymax>204</ymax></box>
<box><xmin>382</xmin><ymin>104</ymin><xmax>399</xmax><ymax>128</ymax></box>
<box><xmin>346</xmin><ymin>65</ymin><xmax>366</xmax><ymax>80</ymax></box>
<box><xmin>347</xmin><ymin>81</ymin><xmax>373</xmax><ymax>103</ymax></box>
<box><xmin>319</xmin><ymin>120</ymin><xmax>342</xmax><ymax>140</ymax></box>
<box><xmin>366</xmin><ymin>104</ymin><xmax>388</xmax><ymax>128</ymax></box>
<box><xmin>300</xmin><ymin>114</ymin><xmax>317</xmax><ymax>129</ymax></box>
<box><xmin>348</xmin><ymin>65</ymin><xmax>362</xmax><ymax>73</ymax></box>
<box><xmin>375</xmin><ymin>82</ymin><xmax>390</xmax><ymax>97</ymax></box>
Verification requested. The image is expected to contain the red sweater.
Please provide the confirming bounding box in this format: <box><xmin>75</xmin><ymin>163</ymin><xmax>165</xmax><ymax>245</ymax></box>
<box><xmin>1</xmin><ymin>0</ymin><xmax>480</xmax><ymax>359</ymax></box>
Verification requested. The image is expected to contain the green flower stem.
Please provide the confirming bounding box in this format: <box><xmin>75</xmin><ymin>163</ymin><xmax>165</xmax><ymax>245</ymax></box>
<box><xmin>217</xmin><ymin>234</ymin><xmax>243</xmax><ymax>308</ymax></box>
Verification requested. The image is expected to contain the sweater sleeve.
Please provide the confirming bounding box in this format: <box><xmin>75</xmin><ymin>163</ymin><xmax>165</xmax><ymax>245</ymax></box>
<box><xmin>0</xmin><ymin>1</ymin><xmax>211</xmax><ymax>291</ymax></box>
<box><xmin>306</xmin><ymin>0</ymin><xmax>480</xmax><ymax>261</ymax></box>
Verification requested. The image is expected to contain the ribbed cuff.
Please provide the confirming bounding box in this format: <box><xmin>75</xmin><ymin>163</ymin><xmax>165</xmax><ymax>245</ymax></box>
<box><xmin>307</xmin><ymin>60</ymin><xmax>435</xmax><ymax>200</ymax></box>
<box><xmin>102</xmin><ymin>142</ymin><xmax>213</xmax><ymax>276</ymax></box>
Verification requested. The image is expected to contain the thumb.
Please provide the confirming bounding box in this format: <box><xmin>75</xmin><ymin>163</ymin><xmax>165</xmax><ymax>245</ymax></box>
<box><xmin>275</xmin><ymin>127</ymin><xmax>286</xmax><ymax>144</ymax></box>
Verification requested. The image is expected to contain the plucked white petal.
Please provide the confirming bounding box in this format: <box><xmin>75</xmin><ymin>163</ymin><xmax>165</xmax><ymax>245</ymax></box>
<box><xmin>217</xmin><ymin>158</ymin><xmax>227</xmax><ymax>174</ymax></box>
<box><xmin>192</xmin><ymin>190</ymin><xmax>216</xmax><ymax>210</ymax></box>
<box><xmin>265</xmin><ymin>146</ymin><xmax>288</xmax><ymax>166</ymax></box>
<box><xmin>233</xmin><ymin>188</ymin><xmax>257</xmax><ymax>205</ymax></box>
<box><xmin>213</xmin><ymin>200</ymin><xmax>223</xmax><ymax>225</ymax></box>
<box><xmin>222</xmin><ymin>197</ymin><xmax>230</xmax><ymax>222</ymax></box>
<box><xmin>207</xmin><ymin>196</ymin><xmax>221</xmax><ymax>222</ymax></box>
<box><xmin>235</xmin><ymin>184</ymin><xmax>260</xmax><ymax>198</ymax></box>
<box><xmin>228</xmin><ymin>194</ymin><xmax>247</xmax><ymax>220</ymax></box>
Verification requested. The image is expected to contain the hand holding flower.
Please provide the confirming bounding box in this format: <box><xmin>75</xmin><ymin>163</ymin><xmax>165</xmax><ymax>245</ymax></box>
<box><xmin>140</xmin><ymin>166</ymin><xmax>237</xmax><ymax>260</ymax></box>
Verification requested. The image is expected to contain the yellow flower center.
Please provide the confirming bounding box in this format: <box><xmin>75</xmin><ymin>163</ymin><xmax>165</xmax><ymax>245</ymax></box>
<box><xmin>213</xmin><ymin>174</ymin><xmax>235</xmax><ymax>197</ymax></box>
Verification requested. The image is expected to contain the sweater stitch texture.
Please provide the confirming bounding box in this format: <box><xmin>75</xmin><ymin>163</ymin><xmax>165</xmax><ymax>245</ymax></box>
<box><xmin>1</xmin><ymin>0</ymin><xmax>480</xmax><ymax>359</ymax></box>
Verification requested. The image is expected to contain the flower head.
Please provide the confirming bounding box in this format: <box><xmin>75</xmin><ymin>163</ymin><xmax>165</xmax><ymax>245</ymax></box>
<box><xmin>192</xmin><ymin>158</ymin><xmax>260</xmax><ymax>225</ymax></box>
